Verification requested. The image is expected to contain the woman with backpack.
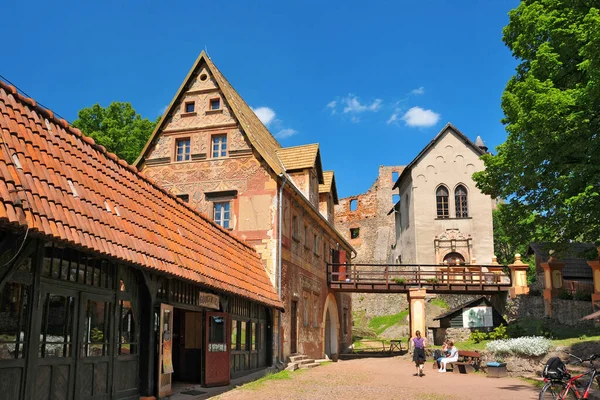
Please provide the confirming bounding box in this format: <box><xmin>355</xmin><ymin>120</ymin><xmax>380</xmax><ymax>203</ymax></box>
<box><xmin>410</xmin><ymin>330</ymin><xmax>427</xmax><ymax>377</ymax></box>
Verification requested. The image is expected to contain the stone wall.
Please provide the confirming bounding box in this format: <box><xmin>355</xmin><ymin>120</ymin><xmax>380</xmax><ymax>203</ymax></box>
<box><xmin>504</xmin><ymin>294</ymin><xmax>592</xmax><ymax>326</ymax></box>
<box><xmin>353</xmin><ymin>293</ymin><xmax>408</xmax><ymax>318</ymax></box>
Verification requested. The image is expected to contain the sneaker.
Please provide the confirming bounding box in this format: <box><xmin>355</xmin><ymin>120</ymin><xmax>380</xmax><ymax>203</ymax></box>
<box><xmin>438</xmin><ymin>370</ymin><xmax>446</xmax><ymax>373</ymax></box>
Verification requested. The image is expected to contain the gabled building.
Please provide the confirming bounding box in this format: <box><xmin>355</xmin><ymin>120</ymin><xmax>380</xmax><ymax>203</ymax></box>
<box><xmin>391</xmin><ymin>123</ymin><xmax>494</xmax><ymax>265</ymax></box>
<box><xmin>136</xmin><ymin>52</ymin><xmax>354</xmax><ymax>361</ymax></box>
<box><xmin>0</xmin><ymin>79</ymin><xmax>282</xmax><ymax>399</ymax></box>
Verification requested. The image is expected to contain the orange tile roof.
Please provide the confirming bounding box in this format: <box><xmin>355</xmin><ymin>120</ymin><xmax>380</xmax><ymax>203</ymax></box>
<box><xmin>0</xmin><ymin>80</ymin><xmax>282</xmax><ymax>309</ymax></box>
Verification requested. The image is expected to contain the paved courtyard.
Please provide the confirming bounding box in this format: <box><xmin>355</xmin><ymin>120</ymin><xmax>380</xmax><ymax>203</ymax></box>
<box><xmin>213</xmin><ymin>356</ymin><xmax>539</xmax><ymax>400</ymax></box>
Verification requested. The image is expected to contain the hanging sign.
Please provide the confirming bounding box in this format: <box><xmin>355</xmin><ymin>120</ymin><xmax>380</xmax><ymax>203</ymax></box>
<box><xmin>199</xmin><ymin>292</ymin><xmax>220</xmax><ymax>310</ymax></box>
<box><xmin>162</xmin><ymin>331</ymin><xmax>174</xmax><ymax>374</ymax></box>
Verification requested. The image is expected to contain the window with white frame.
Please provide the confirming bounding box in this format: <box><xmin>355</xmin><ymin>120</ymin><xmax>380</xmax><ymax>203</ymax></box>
<box><xmin>213</xmin><ymin>201</ymin><xmax>231</xmax><ymax>229</ymax></box>
<box><xmin>175</xmin><ymin>138</ymin><xmax>191</xmax><ymax>162</ymax></box>
<box><xmin>211</xmin><ymin>135</ymin><xmax>227</xmax><ymax>158</ymax></box>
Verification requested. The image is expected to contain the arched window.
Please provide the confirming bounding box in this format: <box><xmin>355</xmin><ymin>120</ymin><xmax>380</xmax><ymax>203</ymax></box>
<box><xmin>443</xmin><ymin>252</ymin><xmax>465</xmax><ymax>265</ymax></box>
<box><xmin>436</xmin><ymin>186</ymin><xmax>449</xmax><ymax>218</ymax></box>
<box><xmin>455</xmin><ymin>185</ymin><xmax>468</xmax><ymax>218</ymax></box>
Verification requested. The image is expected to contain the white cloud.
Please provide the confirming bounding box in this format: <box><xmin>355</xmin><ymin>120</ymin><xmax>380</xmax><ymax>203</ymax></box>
<box><xmin>276</xmin><ymin>128</ymin><xmax>298</xmax><ymax>139</ymax></box>
<box><xmin>411</xmin><ymin>87</ymin><xmax>425</xmax><ymax>95</ymax></box>
<box><xmin>252</xmin><ymin>105</ymin><xmax>297</xmax><ymax>140</ymax></box>
<box><xmin>401</xmin><ymin>106</ymin><xmax>440</xmax><ymax>127</ymax></box>
<box><xmin>326</xmin><ymin>100</ymin><xmax>337</xmax><ymax>115</ymax></box>
<box><xmin>342</xmin><ymin>95</ymin><xmax>382</xmax><ymax>114</ymax></box>
<box><xmin>387</xmin><ymin>112</ymin><xmax>400</xmax><ymax>125</ymax></box>
<box><xmin>251</xmin><ymin>106</ymin><xmax>276</xmax><ymax>126</ymax></box>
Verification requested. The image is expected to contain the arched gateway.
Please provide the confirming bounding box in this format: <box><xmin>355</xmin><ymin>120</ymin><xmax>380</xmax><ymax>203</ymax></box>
<box><xmin>322</xmin><ymin>294</ymin><xmax>340</xmax><ymax>359</ymax></box>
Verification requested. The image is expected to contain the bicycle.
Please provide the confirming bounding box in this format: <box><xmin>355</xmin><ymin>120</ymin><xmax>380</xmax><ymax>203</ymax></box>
<box><xmin>539</xmin><ymin>353</ymin><xmax>600</xmax><ymax>399</ymax></box>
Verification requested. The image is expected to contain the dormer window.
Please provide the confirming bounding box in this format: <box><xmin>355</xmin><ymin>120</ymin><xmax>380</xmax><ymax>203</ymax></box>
<box><xmin>210</xmin><ymin>98</ymin><xmax>221</xmax><ymax>110</ymax></box>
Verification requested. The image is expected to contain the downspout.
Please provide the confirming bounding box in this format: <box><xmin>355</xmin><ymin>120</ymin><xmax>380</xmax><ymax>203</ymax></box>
<box><xmin>277</xmin><ymin>173</ymin><xmax>287</xmax><ymax>363</ymax></box>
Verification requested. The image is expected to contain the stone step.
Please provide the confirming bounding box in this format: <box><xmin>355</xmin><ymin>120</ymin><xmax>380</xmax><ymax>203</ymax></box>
<box><xmin>315</xmin><ymin>359</ymin><xmax>329</xmax><ymax>363</ymax></box>
<box><xmin>296</xmin><ymin>358</ymin><xmax>315</xmax><ymax>365</ymax></box>
<box><xmin>299</xmin><ymin>362</ymin><xmax>321</xmax><ymax>369</ymax></box>
<box><xmin>289</xmin><ymin>355</ymin><xmax>308</xmax><ymax>363</ymax></box>
<box><xmin>285</xmin><ymin>363</ymin><xmax>299</xmax><ymax>372</ymax></box>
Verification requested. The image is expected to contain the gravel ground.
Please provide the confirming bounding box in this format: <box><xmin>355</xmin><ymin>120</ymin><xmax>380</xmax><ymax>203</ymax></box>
<box><xmin>215</xmin><ymin>356</ymin><xmax>539</xmax><ymax>400</ymax></box>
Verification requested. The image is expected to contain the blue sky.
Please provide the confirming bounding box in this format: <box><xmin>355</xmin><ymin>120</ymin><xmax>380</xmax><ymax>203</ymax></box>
<box><xmin>2</xmin><ymin>0</ymin><xmax>519</xmax><ymax>198</ymax></box>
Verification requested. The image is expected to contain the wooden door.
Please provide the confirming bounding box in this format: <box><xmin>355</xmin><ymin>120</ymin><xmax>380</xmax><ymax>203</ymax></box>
<box><xmin>75</xmin><ymin>292</ymin><xmax>114</xmax><ymax>399</ymax></box>
<box><xmin>290</xmin><ymin>301</ymin><xmax>297</xmax><ymax>354</ymax></box>
<box><xmin>32</xmin><ymin>285</ymin><xmax>78</xmax><ymax>400</ymax></box>
<box><xmin>204</xmin><ymin>312</ymin><xmax>229</xmax><ymax>387</ymax></box>
<box><xmin>182</xmin><ymin>311</ymin><xmax>203</xmax><ymax>382</ymax></box>
<box><xmin>157</xmin><ymin>304</ymin><xmax>174</xmax><ymax>397</ymax></box>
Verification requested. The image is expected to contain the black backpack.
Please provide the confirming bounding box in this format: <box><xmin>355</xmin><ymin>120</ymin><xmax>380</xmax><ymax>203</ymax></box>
<box><xmin>543</xmin><ymin>357</ymin><xmax>568</xmax><ymax>380</ymax></box>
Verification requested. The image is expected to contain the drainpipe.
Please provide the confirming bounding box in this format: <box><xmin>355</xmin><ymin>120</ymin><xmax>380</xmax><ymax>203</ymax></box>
<box><xmin>277</xmin><ymin>173</ymin><xmax>287</xmax><ymax>363</ymax></box>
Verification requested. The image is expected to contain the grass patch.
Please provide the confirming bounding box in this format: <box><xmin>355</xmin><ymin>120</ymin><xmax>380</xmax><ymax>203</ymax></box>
<box><xmin>368</xmin><ymin>310</ymin><xmax>409</xmax><ymax>335</ymax></box>
<box><xmin>451</xmin><ymin>339</ymin><xmax>490</xmax><ymax>351</ymax></box>
<box><xmin>239</xmin><ymin>370</ymin><xmax>293</xmax><ymax>391</ymax></box>
<box><xmin>429</xmin><ymin>297</ymin><xmax>449</xmax><ymax>309</ymax></box>
<box><xmin>549</xmin><ymin>335</ymin><xmax>600</xmax><ymax>347</ymax></box>
<box><xmin>520</xmin><ymin>377</ymin><xmax>545</xmax><ymax>389</ymax></box>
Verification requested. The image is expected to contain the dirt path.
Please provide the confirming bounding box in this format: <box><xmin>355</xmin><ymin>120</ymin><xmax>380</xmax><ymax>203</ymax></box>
<box><xmin>216</xmin><ymin>356</ymin><xmax>539</xmax><ymax>400</ymax></box>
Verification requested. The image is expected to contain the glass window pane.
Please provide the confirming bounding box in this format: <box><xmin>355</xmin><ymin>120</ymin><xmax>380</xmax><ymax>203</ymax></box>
<box><xmin>40</xmin><ymin>294</ymin><xmax>75</xmax><ymax>358</ymax></box>
<box><xmin>83</xmin><ymin>299</ymin><xmax>111</xmax><ymax>357</ymax></box>
<box><xmin>119</xmin><ymin>300</ymin><xmax>136</xmax><ymax>355</ymax></box>
<box><xmin>240</xmin><ymin>321</ymin><xmax>247</xmax><ymax>350</ymax></box>
<box><xmin>231</xmin><ymin>320</ymin><xmax>238</xmax><ymax>351</ymax></box>
<box><xmin>0</xmin><ymin>282</ymin><xmax>30</xmax><ymax>359</ymax></box>
<box><xmin>251</xmin><ymin>323</ymin><xmax>256</xmax><ymax>351</ymax></box>
<box><xmin>209</xmin><ymin>316</ymin><xmax>226</xmax><ymax>352</ymax></box>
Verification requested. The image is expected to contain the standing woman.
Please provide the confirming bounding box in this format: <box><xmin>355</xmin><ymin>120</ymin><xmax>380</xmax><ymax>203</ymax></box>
<box><xmin>411</xmin><ymin>330</ymin><xmax>427</xmax><ymax>377</ymax></box>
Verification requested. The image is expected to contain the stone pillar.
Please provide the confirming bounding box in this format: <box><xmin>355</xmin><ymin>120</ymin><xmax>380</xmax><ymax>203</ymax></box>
<box><xmin>587</xmin><ymin>260</ymin><xmax>600</xmax><ymax>312</ymax></box>
<box><xmin>487</xmin><ymin>255</ymin><xmax>505</xmax><ymax>284</ymax></box>
<box><xmin>541</xmin><ymin>257</ymin><xmax>566</xmax><ymax>317</ymax></box>
<box><xmin>508</xmin><ymin>254</ymin><xmax>530</xmax><ymax>298</ymax></box>
<box><xmin>408</xmin><ymin>288</ymin><xmax>427</xmax><ymax>338</ymax></box>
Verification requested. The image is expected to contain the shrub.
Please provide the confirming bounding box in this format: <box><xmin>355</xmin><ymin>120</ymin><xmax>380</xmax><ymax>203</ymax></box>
<box><xmin>392</xmin><ymin>277</ymin><xmax>407</xmax><ymax>284</ymax></box>
<box><xmin>489</xmin><ymin>324</ymin><xmax>509</xmax><ymax>340</ymax></box>
<box><xmin>573</xmin><ymin>291</ymin><xmax>592</xmax><ymax>301</ymax></box>
<box><xmin>486</xmin><ymin>336</ymin><xmax>551</xmax><ymax>357</ymax></box>
<box><xmin>557</xmin><ymin>289</ymin><xmax>573</xmax><ymax>300</ymax></box>
<box><xmin>425</xmin><ymin>278</ymin><xmax>439</xmax><ymax>284</ymax></box>
<box><xmin>470</xmin><ymin>330</ymin><xmax>488</xmax><ymax>343</ymax></box>
<box><xmin>506</xmin><ymin>323</ymin><xmax>525</xmax><ymax>338</ymax></box>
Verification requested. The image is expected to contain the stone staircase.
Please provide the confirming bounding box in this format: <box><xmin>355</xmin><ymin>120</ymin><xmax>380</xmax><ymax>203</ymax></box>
<box><xmin>285</xmin><ymin>354</ymin><xmax>328</xmax><ymax>371</ymax></box>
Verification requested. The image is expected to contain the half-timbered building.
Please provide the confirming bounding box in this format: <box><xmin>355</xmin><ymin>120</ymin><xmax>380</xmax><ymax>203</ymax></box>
<box><xmin>0</xmin><ymin>79</ymin><xmax>282</xmax><ymax>399</ymax></box>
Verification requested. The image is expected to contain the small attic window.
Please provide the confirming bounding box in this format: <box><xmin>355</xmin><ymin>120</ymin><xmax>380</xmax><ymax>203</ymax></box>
<box><xmin>350</xmin><ymin>199</ymin><xmax>358</xmax><ymax>211</ymax></box>
<box><xmin>185</xmin><ymin>102</ymin><xmax>195</xmax><ymax>113</ymax></box>
<box><xmin>350</xmin><ymin>228</ymin><xmax>360</xmax><ymax>239</ymax></box>
<box><xmin>67</xmin><ymin>179</ymin><xmax>79</xmax><ymax>198</ymax></box>
<box><xmin>176</xmin><ymin>194</ymin><xmax>190</xmax><ymax>203</ymax></box>
<box><xmin>200</xmin><ymin>73</ymin><xmax>208</xmax><ymax>81</ymax></box>
<box><xmin>210</xmin><ymin>98</ymin><xmax>221</xmax><ymax>110</ymax></box>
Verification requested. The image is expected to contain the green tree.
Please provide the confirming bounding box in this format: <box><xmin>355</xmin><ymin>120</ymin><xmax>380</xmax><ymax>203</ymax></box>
<box><xmin>474</xmin><ymin>1</ymin><xmax>600</xmax><ymax>249</ymax></box>
<box><xmin>72</xmin><ymin>102</ymin><xmax>157</xmax><ymax>164</ymax></box>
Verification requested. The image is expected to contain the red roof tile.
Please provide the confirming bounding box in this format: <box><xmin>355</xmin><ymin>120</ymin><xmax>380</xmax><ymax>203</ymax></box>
<box><xmin>0</xmin><ymin>80</ymin><xmax>282</xmax><ymax>309</ymax></box>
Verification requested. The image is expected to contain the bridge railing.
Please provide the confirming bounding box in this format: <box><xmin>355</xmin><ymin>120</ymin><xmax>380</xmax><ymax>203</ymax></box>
<box><xmin>327</xmin><ymin>263</ymin><xmax>511</xmax><ymax>287</ymax></box>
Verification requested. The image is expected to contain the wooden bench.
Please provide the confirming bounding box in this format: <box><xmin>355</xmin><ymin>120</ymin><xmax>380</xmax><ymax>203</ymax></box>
<box><xmin>351</xmin><ymin>339</ymin><xmax>386</xmax><ymax>353</ymax></box>
<box><xmin>448</xmin><ymin>350</ymin><xmax>481</xmax><ymax>374</ymax></box>
<box><xmin>388</xmin><ymin>339</ymin><xmax>404</xmax><ymax>353</ymax></box>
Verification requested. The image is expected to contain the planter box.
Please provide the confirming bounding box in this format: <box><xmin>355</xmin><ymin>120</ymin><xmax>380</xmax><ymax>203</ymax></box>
<box><xmin>486</xmin><ymin>362</ymin><xmax>507</xmax><ymax>378</ymax></box>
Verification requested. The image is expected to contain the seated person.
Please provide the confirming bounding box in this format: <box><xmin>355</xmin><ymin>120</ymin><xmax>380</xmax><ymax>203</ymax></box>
<box><xmin>434</xmin><ymin>340</ymin><xmax>450</xmax><ymax>368</ymax></box>
<box><xmin>438</xmin><ymin>340</ymin><xmax>458</xmax><ymax>373</ymax></box>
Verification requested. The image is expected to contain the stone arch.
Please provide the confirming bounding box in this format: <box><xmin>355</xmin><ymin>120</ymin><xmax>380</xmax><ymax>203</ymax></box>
<box><xmin>439</xmin><ymin>248</ymin><xmax>470</xmax><ymax>264</ymax></box>
<box><xmin>322</xmin><ymin>293</ymin><xmax>340</xmax><ymax>359</ymax></box>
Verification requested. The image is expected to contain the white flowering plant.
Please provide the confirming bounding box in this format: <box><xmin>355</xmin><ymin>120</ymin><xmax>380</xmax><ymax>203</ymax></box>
<box><xmin>486</xmin><ymin>336</ymin><xmax>551</xmax><ymax>357</ymax></box>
